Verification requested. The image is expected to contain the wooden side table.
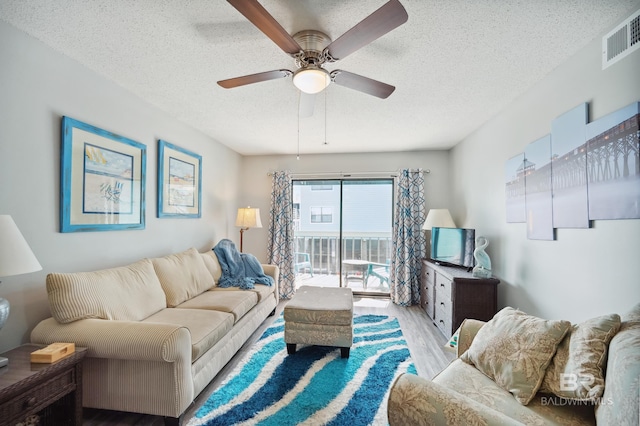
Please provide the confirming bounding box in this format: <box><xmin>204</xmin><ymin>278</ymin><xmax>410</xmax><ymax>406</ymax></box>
<box><xmin>0</xmin><ymin>344</ymin><xmax>87</xmax><ymax>426</ymax></box>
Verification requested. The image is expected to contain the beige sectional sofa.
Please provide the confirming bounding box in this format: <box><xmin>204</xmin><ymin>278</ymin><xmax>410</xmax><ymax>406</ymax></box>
<box><xmin>30</xmin><ymin>247</ymin><xmax>279</xmax><ymax>424</ymax></box>
<box><xmin>388</xmin><ymin>303</ymin><xmax>640</xmax><ymax>426</ymax></box>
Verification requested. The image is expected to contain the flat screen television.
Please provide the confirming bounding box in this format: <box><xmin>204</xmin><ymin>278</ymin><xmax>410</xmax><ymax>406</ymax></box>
<box><xmin>430</xmin><ymin>227</ymin><xmax>476</xmax><ymax>270</ymax></box>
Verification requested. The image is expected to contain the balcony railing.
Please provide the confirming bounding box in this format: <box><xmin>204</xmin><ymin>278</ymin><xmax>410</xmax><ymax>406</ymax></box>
<box><xmin>294</xmin><ymin>234</ymin><xmax>392</xmax><ymax>275</ymax></box>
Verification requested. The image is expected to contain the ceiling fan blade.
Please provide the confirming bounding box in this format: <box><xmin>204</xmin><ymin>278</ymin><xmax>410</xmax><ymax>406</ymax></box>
<box><xmin>324</xmin><ymin>0</ymin><xmax>408</xmax><ymax>61</ymax></box>
<box><xmin>227</xmin><ymin>0</ymin><xmax>302</xmax><ymax>56</ymax></box>
<box><xmin>330</xmin><ymin>70</ymin><xmax>395</xmax><ymax>99</ymax></box>
<box><xmin>299</xmin><ymin>92</ymin><xmax>316</xmax><ymax>118</ymax></box>
<box><xmin>217</xmin><ymin>69</ymin><xmax>292</xmax><ymax>89</ymax></box>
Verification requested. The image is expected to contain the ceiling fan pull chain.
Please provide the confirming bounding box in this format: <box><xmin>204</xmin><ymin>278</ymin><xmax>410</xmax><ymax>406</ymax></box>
<box><xmin>297</xmin><ymin>91</ymin><xmax>301</xmax><ymax>160</ymax></box>
<box><xmin>324</xmin><ymin>90</ymin><xmax>328</xmax><ymax>146</ymax></box>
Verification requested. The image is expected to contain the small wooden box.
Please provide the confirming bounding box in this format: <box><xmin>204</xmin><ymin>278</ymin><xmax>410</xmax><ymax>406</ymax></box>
<box><xmin>30</xmin><ymin>343</ymin><xmax>76</xmax><ymax>363</ymax></box>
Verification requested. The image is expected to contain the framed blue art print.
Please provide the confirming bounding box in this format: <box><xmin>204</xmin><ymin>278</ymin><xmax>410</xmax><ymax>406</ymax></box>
<box><xmin>157</xmin><ymin>140</ymin><xmax>202</xmax><ymax>218</ymax></box>
<box><xmin>60</xmin><ymin>117</ymin><xmax>146</xmax><ymax>232</ymax></box>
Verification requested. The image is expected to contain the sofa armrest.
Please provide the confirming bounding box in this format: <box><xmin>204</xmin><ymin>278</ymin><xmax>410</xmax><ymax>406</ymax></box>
<box><xmin>262</xmin><ymin>264</ymin><xmax>280</xmax><ymax>303</ymax></box>
<box><xmin>388</xmin><ymin>373</ymin><xmax>523</xmax><ymax>426</ymax></box>
<box><xmin>31</xmin><ymin>317</ymin><xmax>191</xmax><ymax>362</ymax></box>
<box><xmin>456</xmin><ymin>318</ymin><xmax>486</xmax><ymax>357</ymax></box>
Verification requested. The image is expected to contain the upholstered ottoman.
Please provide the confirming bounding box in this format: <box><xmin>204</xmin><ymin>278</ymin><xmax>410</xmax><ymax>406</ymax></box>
<box><xmin>284</xmin><ymin>286</ymin><xmax>353</xmax><ymax>358</ymax></box>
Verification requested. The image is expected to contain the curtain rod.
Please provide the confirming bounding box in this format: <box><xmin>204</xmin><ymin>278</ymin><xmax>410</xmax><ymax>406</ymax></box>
<box><xmin>267</xmin><ymin>170</ymin><xmax>430</xmax><ymax>177</ymax></box>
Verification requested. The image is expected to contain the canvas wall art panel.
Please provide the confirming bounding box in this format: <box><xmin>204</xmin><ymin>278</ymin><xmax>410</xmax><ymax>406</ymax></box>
<box><xmin>60</xmin><ymin>117</ymin><xmax>146</xmax><ymax>232</ymax></box>
<box><xmin>524</xmin><ymin>135</ymin><xmax>554</xmax><ymax>240</ymax></box>
<box><xmin>505</xmin><ymin>153</ymin><xmax>527</xmax><ymax>223</ymax></box>
<box><xmin>551</xmin><ymin>103</ymin><xmax>589</xmax><ymax>228</ymax></box>
<box><xmin>586</xmin><ymin>102</ymin><xmax>640</xmax><ymax>220</ymax></box>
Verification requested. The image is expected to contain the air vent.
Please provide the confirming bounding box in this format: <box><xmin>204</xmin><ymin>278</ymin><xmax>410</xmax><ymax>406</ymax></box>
<box><xmin>602</xmin><ymin>9</ymin><xmax>640</xmax><ymax>69</ymax></box>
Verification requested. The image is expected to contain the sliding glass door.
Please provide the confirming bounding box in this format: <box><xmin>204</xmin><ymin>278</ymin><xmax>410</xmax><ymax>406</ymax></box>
<box><xmin>293</xmin><ymin>179</ymin><xmax>393</xmax><ymax>295</ymax></box>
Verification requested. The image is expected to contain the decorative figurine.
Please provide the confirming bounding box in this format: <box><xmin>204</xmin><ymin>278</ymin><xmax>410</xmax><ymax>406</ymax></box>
<box><xmin>472</xmin><ymin>236</ymin><xmax>492</xmax><ymax>278</ymax></box>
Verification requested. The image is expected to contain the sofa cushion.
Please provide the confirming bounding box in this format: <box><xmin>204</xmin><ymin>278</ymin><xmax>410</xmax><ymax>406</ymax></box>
<box><xmin>595</xmin><ymin>303</ymin><xmax>640</xmax><ymax>425</ymax></box>
<box><xmin>248</xmin><ymin>282</ymin><xmax>275</xmax><ymax>303</ymax></box>
<box><xmin>176</xmin><ymin>289</ymin><xmax>258</xmax><ymax>323</ymax></box>
<box><xmin>200</xmin><ymin>250</ymin><xmax>222</xmax><ymax>282</ymax></box>
<box><xmin>151</xmin><ymin>248</ymin><xmax>215</xmax><ymax>307</ymax></box>
<box><xmin>212</xmin><ymin>282</ymin><xmax>275</xmax><ymax>303</ymax></box>
<box><xmin>461</xmin><ymin>307</ymin><xmax>571</xmax><ymax>405</ymax></box>
<box><xmin>46</xmin><ymin>259</ymin><xmax>166</xmax><ymax>324</ymax></box>
<box><xmin>540</xmin><ymin>313</ymin><xmax>621</xmax><ymax>401</ymax></box>
<box><xmin>142</xmin><ymin>308</ymin><xmax>234</xmax><ymax>362</ymax></box>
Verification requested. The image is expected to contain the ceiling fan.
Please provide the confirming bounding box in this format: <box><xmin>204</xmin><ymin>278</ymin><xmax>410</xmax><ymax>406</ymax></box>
<box><xmin>217</xmin><ymin>0</ymin><xmax>408</xmax><ymax>115</ymax></box>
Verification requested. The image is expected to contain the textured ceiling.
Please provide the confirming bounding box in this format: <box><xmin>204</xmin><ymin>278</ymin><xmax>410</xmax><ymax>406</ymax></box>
<box><xmin>1</xmin><ymin>0</ymin><xmax>638</xmax><ymax>155</ymax></box>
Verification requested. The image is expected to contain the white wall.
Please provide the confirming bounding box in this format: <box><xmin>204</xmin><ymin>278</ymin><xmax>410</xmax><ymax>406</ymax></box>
<box><xmin>238</xmin><ymin>151</ymin><xmax>450</xmax><ymax>261</ymax></box>
<box><xmin>0</xmin><ymin>21</ymin><xmax>242</xmax><ymax>352</ymax></box>
<box><xmin>450</xmin><ymin>26</ymin><xmax>640</xmax><ymax>322</ymax></box>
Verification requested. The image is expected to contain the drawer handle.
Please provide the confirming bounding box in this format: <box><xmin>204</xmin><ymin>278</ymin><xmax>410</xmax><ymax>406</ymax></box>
<box><xmin>439</xmin><ymin>320</ymin><xmax>444</xmax><ymax>324</ymax></box>
<box><xmin>440</xmin><ymin>302</ymin><xmax>445</xmax><ymax>306</ymax></box>
<box><xmin>24</xmin><ymin>396</ymin><xmax>37</xmax><ymax>408</ymax></box>
<box><xmin>440</xmin><ymin>283</ymin><xmax>445</xmax><ymax>287</ymax></box>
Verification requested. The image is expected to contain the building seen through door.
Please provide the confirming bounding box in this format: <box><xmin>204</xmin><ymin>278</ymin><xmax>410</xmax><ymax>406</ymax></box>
<box><xmin>293</xmin><ymin>179</ymin><xmax>393</xmax><ymax>296</ymax></box>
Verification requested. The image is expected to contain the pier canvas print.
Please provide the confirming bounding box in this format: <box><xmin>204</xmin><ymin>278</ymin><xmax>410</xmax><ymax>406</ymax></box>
<box><xmin>586</xmin><ymin>102</ymin><xmax>640</xmax><ymax>220</ymax></box>
<box><xmin>524</xmin><ymin>135</ymin><xmax>554</xmax><ymax>240</ymax></box>
<box><xmin>551</xmin><ymin>103</ymin><xmax>589</xmax><ymax>228</ymax></box>
<box><xmin>505</xmin><ymin>153</ymin><xmax>527</xmax><ymax>223</ymax></box>
<box><xmin>60</xmin><ymin>117</ymin><xmax>146</xmax><ymax>232</ymax></box>
<box><xmin>157</xmin><ymin>140</ymin><xmax>202</xmax><ymax>218</ymax></box>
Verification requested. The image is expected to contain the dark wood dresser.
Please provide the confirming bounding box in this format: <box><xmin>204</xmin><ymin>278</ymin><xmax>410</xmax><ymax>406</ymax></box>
<box><xmin>0</xmin><ymin>344</ymin><xmax>86</xmax><ymax>426</ymax></box>
<box><xmin>420</xmin><ymin>259</ymin><xmax>500</xmax><ymax>337</ymax></box>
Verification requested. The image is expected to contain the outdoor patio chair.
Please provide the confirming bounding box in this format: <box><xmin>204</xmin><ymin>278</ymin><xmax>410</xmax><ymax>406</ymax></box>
<box><xmin>294</xmin><ymin>252</ymin><xmax>313</xmax><ymax>276</ymax></box>
<box><xmin>368</xmin><ymin>260</ymin><xmax>390</xmax><ymax>286</ymax></box>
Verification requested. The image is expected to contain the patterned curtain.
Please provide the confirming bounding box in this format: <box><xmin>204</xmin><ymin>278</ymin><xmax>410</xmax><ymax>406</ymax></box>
<box><xmin>267</xmin><ymin>171</ymin><xmax>296</xmax><ymax>299</ymax></box>
<box><xmin>390</xmin><ymin>169</ymin><xmax>426</xmax><ymax>306</ymax></box>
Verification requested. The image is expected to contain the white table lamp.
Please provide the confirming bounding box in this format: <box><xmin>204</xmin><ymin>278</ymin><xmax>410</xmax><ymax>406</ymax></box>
<box><xmin>422</xmin><ymin>209</ymin><xmax>456</xmax><ymax>231</ymax></box>
<box><xmin>0</xmin><ymin>215</ymin><xmax>42</xmax><ymax>367</ymax></box>
<box><xmin>422</xmin><ymin>209</ymin><xmax>456</xmax><ymax>259</ymax></box>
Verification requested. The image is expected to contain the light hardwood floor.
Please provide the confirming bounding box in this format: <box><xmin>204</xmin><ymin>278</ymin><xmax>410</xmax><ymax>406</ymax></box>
<box><xmin>83</xmin><ymin>297</ymin><xmax>455</xmax><ymax>425</ymax></box>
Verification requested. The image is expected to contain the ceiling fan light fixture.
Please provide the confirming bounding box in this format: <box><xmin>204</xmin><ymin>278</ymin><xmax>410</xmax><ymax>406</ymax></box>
<box><xmin>293</xmin><ymin>67</ymin><xmax>330</xmax><ymax>94</ymax></box>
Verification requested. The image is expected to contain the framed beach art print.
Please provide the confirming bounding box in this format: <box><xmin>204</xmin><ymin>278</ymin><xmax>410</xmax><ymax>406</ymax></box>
<box><xmin>157</xmin><ymin>140</ymin><xmax>202</xmax><ymax>218</ymax></box>
<box><xmin>60</xmin><ymin>117</ymin><xmax>146</xmax><ymax>232</ymax></box>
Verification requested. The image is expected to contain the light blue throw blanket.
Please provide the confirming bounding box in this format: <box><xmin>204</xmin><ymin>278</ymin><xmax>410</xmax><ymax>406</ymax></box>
<box><xmin>213</xmin><ymin>239</ymin><xmax>274</xmax><ymax>290</ymax></box>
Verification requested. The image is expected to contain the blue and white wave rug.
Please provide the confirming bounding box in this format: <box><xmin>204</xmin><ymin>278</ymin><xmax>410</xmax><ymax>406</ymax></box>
<box><xmin>188</xmin><ymin>314</ymin><xmax>416</xmax><ymax>426</ymax></box>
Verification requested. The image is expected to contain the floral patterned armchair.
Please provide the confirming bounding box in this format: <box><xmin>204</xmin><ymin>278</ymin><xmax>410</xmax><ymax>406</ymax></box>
<box><xmin>388</xmin><ymin>303</ymin><xmax>640</xmax><ymax>426</ymax></box>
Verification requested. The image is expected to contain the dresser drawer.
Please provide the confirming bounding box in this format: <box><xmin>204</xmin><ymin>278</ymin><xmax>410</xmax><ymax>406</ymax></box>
<box><xmin>435</xmin><ymin>290</ymin><xmax>452</xmax><ymax>319</ymax></box>
<box><xmin>435</xmin><ymin>274</ymin><xmax>452</xmax><ymax>300</ymax></box>
<box><xmin>425</xmin><ymin>294</ymin><xmax>435</xmax><ymax>319</ymax></box>
<box><xmin>425</xmin><ymin>265</ymin><xmax>435</xmax><ymax>286</ymax></box>
<box><xmin>424</xmin><ymin>278</ymin><xmax>434</xmax><ymax>297</ymax></box>
<box><xmin>3</xmin><ymin>367</ymin><xmax>75</xmax><ymax>421</ymax></box>
<box><xmin>435</xmin><ymin>309</ymin><xmax>452</xmax><ymax>336</ymax></box>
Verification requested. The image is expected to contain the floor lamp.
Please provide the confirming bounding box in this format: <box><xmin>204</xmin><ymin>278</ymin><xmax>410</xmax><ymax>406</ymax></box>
<box><xmin>235</xmin><ymin>207</ymin><xmax>262</xmax><ymax>253</ymax></box>
<box><xmin>422</xmin><ymin>209</ymin><xmax>456</xmax><ymax>259</ymax></box>
<box><xmin>0</xmin><ymin>215</ymin><xmax>42</xmax><ymax>367</ymax></box>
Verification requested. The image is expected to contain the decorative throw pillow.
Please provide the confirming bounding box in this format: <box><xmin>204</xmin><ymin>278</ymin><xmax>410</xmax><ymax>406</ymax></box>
<box><xmin>151</xmin><ymin>248</ymin><xmax>215</xmax><ymax>307</ymax></box>
<box><xmin>460</xmin><ymin>307</ymin><xmax>571</xmax><ymax>405</ymax></box>
<box><xmin>540</xmin><ymin>313</ymin><xmax>621</xmax><ymax>401</ymax></box>
<box><xmin>46</xmin><ymin>258</ymin><xmax>166</xmax><ymax>323</ymax></box>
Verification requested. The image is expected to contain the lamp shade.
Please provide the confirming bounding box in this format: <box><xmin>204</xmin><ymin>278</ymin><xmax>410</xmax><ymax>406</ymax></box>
<box><xmin>0</xmin><ymin>215</ymin><xmax>42</xmax><ymax>277</ymax></box>
<box><xmin>422</xmin><ymin>209</ymin><xmax>456</xmax><ymax>230</ymax></box>
<box><xmin>235</xmin><ymin>208</ymin><xmax>262</xmax><ymax>229</ymax></box>
<box><xmin>293</xmin><ymin>67</ymin><xmax>330</xmax><ymax>94</ymax></box>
